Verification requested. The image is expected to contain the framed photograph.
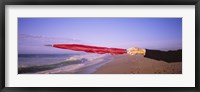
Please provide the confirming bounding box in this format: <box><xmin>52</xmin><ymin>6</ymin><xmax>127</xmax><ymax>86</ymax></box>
<box><xmin>0</xmin><ymin>0</ymin><xmax>199</xmax><ymax>91</ymax></box>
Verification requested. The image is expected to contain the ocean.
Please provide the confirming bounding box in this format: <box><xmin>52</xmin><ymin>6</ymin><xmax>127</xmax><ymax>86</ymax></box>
<box><xmin>18</xmin><ymin>53</ymin><xmax>113</xmax><ymax>74</ymax></box>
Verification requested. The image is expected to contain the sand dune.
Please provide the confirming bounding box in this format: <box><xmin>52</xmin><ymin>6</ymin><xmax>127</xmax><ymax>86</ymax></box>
<box><xmin>95</xmin><ymin>54</ymin><xmax>182</xmax><ymax>74</ymax></box>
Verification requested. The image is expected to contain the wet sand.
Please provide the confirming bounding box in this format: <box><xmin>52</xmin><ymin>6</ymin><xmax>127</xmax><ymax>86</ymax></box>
<box><xmin>95</xmin><ymin>54</ymin><xmax>182</xmax><ymax>74</ymax></box>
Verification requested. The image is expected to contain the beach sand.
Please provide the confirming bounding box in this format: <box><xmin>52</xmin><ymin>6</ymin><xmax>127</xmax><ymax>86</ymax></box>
<box><xmin>95</xmin><ymin>54</ymin><xmax>182</xmax><ymax>74</ymax></box>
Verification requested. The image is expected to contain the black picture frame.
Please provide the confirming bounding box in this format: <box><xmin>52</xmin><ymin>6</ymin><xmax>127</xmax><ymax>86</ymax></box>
<box><xmin>0</xmin><ymin>0</ymin><xmax>199</xmax><ymax>92</ymax></box>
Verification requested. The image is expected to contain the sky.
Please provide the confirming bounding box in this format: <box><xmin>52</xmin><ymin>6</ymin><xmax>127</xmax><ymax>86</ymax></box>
<box><xmin>18</xmin><ymin>18</ymin><xmax>182</xmax><ymax>54</ymax></box>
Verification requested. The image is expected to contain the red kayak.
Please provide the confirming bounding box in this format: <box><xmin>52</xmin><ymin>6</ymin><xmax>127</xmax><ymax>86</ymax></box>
<box><xmin>45</xmin><ymin>44</ymin><xmax>127</xmax><ymax>55</ymax></box>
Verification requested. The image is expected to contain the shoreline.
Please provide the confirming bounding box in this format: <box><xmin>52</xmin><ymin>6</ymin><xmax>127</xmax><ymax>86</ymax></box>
<box><xmin>54</xmin><ymin>56</ymin><xmax>113</xmax><ymax>74</ymax></box>
<box><xmin>34</xmin><ymin>55</ymin><xmax>113</xmax><ymax>74</ymax></box>
<box><xmin>18</xmin><ymin>54</ymin><xmax>182</xmax><ymax>74</ymax></box>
